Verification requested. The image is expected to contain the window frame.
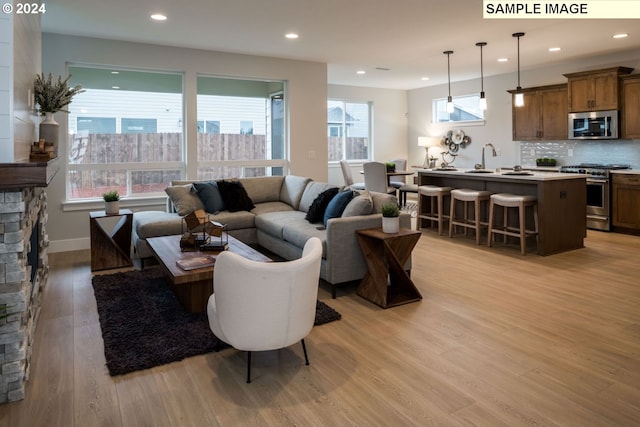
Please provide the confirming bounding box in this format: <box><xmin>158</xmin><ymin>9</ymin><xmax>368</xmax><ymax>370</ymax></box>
<box><xmin>432</xmin><ymin>93</ymin><xmax>486</xmax><ymax>124</ymax></box>
<box><xmin>327</xmin><ymin>99</ymin><xmax>373</xmax><ymax>163</ymax></box>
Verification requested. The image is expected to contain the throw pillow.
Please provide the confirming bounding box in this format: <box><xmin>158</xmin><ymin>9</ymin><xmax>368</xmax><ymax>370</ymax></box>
<box><xmin>193</xmin><ymin>181</ymin><xmax>226</xmax><ymax>213</ymax></box>
<box><xmin>341</xmin><ymin>190</ymin><xmax>373</xmax><ymax>217</ymax></box>
<box><xmin>165</xmin><ymin>184</ymin><xmax>206</xmax><ymax>216</ymax></box>
<box><xmin>216</xmin><ymin>180</ymin><xmax>256</xmax><ymax>212</ymax></box>
<box><xmin>324</xmin><ymin>190</ymin><xmax>354</xmax><ymax>227</ymax></box>
<box><xmin>305</xmin><ymin>187</ymin><xmax>340</xmax><ymax>223</ymax></box>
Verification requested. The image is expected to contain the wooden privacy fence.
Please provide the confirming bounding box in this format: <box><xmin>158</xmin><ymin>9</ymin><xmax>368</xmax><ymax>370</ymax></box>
<box><xmin>68</xmin><ymin>133</ymin><xmax>269</xmax><ymax>194</ymax></box>
<box><xmin>328</xmin><ymin>136</ymin><xmax>368</xmax><ymax>161</ymax></box>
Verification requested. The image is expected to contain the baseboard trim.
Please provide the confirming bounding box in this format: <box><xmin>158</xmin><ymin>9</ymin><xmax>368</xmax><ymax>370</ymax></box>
<box><xmin>49</xmin><ymin>237</ymin><xmax>90</xmax><ymax>253</ymax></box>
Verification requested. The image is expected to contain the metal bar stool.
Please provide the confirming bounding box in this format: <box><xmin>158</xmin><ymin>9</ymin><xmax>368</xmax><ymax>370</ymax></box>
<box><xmin>487</xmin><ymin>193</ymin><xmax>539</xmax><ymax>255</ymax></box>
<box><xmin>418</xmin><ymin>185</ymin><xmax>452</xmax><ymax>235</ymax></box>
<box><xmin>448</xmin><ymin>189</ymin><xmax>492</xmax><ymax>245</ymax></box>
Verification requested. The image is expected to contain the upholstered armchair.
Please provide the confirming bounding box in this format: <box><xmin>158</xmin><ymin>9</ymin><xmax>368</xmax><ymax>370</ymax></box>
<box><xmin>207</xmin><ymin>237</ymin><xmax>323</xmax><ymax>383</ymax></box>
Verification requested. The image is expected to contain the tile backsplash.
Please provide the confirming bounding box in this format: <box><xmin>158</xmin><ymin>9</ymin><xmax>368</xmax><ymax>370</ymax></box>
<box><xmin>520</xmin><ymin>139</ymin><xmax>640</xmax><ymax>168</ymax></box>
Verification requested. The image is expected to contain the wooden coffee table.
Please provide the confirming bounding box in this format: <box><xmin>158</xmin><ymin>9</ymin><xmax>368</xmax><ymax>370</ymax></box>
<box><xmin>147</xmin><ymin>234</ymin><xmax>271</xmax><ymax>313</ymax></box>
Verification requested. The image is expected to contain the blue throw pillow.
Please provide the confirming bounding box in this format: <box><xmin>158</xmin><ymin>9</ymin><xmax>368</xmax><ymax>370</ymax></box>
<box><xmin>323</xmin><ymin>190</ymin><xmax>354</xmax><ymax>227</ymax></box>
<box><xmin>193</xmin><ymin>181</ymin><xmax>226</xmax><ymax>213</ymax></box>
<box><xmin>305</xmin><ymin>187</ymin><xmax>339</xmax><ymax>223</ymax></box>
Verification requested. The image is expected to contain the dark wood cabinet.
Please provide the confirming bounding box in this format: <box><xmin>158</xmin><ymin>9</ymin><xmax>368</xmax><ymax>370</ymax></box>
<box><xmin>612</xmin><ymin>173</ymin><xmax>640</xmax><ymax>233</ymax></box>
<box><xmin>621</xmin><ymin>74</ymin><xmax>640</xmax><ymax>139</ymax></box>
<box><xmin>510</xmin><ymin>84</ymin><xmax>567</xmax><ymax>141</ymax></box>
<box><xmin>564</xmin><ymin>67</ymin><xmax>633</xmax><ymax>112</ymax></box>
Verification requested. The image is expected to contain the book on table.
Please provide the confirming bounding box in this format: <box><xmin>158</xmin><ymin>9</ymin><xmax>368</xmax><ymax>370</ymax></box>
<box><xmin>176</xmin><ymin>255</ymin><xmax>216</xmax><ymax>271</ymax></box>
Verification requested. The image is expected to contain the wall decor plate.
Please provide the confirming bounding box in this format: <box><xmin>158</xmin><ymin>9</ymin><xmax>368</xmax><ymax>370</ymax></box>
<box><xmin>451</xmin><ymin>129</ymin><xmax>465</xmax><ymax>144</ymax></box>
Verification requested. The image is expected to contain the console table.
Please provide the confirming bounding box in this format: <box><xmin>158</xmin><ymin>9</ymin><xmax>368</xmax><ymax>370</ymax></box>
<box><xmin>356</xmin><ymin>228</ymin><xmax>422</xmax><ymax>308</ymax></box>
<box><xmin>90</xmin><ymin>209</ymin><xmax>133</xmax><ymax>271</ymax></box>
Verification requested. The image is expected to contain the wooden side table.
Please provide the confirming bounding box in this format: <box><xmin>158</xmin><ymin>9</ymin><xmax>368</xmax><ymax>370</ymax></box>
<box><xmin>90</xmin><ymin>209</ymin><xmax>134</xmax><ymax>271</ymax></box>
<box><xmin>356</xmin><ymin>228</ymin><xmax>422</xmax><ymax>308</ymax></box>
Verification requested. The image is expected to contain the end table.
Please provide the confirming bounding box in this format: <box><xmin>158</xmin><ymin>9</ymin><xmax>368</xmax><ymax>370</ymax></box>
<box><xmin>90</xmin><ymin>209</ymin><xmax>133</xmax><ymax>271</ymax></box>
<box><xmin>356</xmin><ymin>228</ymin><xmax>422</xmax><ymax>308</ymax></box>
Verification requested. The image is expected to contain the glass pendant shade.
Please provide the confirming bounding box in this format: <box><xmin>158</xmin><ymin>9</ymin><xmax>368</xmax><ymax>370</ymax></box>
<box><xmin>513</xmin><ymin>32</ymin><xmax>525</xmax><ymax>107</ymax></box>
<box><xmin>479</xmin><ymin>92</ymin><xmax>487</xmax><ymax>110</ymax></box>
<box><xmin>446</xmin><ymin>96</ymin><xmax>454</xmax><ymax>113</ymax></box>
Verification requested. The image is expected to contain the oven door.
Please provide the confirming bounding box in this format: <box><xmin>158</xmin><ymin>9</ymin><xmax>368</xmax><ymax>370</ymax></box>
<box><xmin>586</xmin><ymin>178</ymin><xmax>610</xmax><ymax>230</ymax></box>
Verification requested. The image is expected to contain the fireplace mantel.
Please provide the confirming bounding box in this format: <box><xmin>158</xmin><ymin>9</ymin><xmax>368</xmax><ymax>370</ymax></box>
<box><xmin>0</xmin><ymin>157</ymin><xmax>60</xmax><ymax>189</ymax></box>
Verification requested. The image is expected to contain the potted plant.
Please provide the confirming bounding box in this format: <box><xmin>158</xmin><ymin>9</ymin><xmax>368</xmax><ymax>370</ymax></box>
<box><xmin>33</xmin><ymin>73</ymin><xmax>84</xmax><ymax>157</ymax></box>
<box><xmin>103</xmin><ymin>190</ymin><xmax>120</xmax><ymax>215</ymax></box>
<box><xmin>385</xmin><ymin>161</ymin><xmax>396</xmax><ymax>173</ymax></box>
<box><xmin>381</xmin><ymin>202</ymin><xmax>400</xmax><ymax>234</ymax></box>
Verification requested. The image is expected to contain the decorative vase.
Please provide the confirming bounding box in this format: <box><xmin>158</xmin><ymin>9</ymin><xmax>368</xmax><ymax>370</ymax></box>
<box><xmin>382</xmin><ymin>217</ymin><xmax>399</xmax><ymax>234</ymax></box>
<box><xmin>105</xmin><ymin>201</ymin><xmax>120</xmax><ymax>215</ymax></box>
<box><xmin>39</xmin><ymin>112</ymin><xmax>59</xmax><ymax>157</ymax></box>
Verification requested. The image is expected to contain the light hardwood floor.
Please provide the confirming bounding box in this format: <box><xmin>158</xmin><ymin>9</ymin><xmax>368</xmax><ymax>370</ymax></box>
<box><xmin>1</xmin><ymin>229</ymin><xmax>639</xmax><ymax>427</ymax></box>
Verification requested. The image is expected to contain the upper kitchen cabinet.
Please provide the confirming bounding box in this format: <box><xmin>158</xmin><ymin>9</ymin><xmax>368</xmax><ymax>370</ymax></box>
<box><xmin>564</xmin><ymin>67</ymin><xmax>633</xmax><ymax>112</ymax></box>
<box><xmin>509</xmin><ymin>84</ymin><xmax>567</xmax><ymax>141</ymax></box>
<box><xmin>621</xmin><ymin>74</ymin><xmax>640</xmax><ymax>139</ymax></box>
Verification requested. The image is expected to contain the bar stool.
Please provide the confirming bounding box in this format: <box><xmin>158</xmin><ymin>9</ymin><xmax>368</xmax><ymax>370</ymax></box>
<box><xmin>418</xmin><ymin>185</ymin><xmax>452</xmax><ymax>235</ymax></box>
<box><xmin>448</xmin><ymin>189</ymin><xmax>492</xmax><ymax>244</ymax></box>
<box><xmin>487</xmin><ymin>193</ymin><xmax>539</xmax><ymax>255</ymax></box>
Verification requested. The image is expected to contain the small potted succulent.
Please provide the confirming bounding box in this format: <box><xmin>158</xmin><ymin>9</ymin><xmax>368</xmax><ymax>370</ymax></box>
<box><xmin>381</xmin><ymin>202</ymin><xmax>400</xmax><ymax>234</ymax></box>
<box><xmin>103</xmin><ymin>190</ymin><xmax>120</xmax><ymax>215</ymax></box>
<box><xmin>536</xmin><ymin>157</ymin><xmax>557</xmax><ymax>167</ymax></box>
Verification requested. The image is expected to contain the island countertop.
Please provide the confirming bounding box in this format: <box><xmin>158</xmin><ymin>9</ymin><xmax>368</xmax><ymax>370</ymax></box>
<box><xmin>415</xmin><ymin>168</ymin><xmax>588</xmax><ymax>181</ymax></box>
<box><xmin>417</xmin><ymin>168</ymin><xmax>587</xmax><ymax>255</ymax></box>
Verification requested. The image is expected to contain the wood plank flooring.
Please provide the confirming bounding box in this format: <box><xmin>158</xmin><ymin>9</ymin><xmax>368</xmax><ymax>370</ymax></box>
<box><xmin>1</xmin><ymin>229</ymin><xmax>639</xmax><ymax>427</ymax></box>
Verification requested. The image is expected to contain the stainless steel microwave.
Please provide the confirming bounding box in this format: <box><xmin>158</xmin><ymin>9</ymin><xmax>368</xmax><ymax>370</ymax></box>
<box><xmin>568</xmin><ymin>110</ymin><xmax>618</xmax><ymax>140</ymax></box>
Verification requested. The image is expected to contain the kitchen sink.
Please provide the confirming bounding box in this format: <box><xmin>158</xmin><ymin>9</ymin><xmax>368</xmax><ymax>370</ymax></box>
<box><xmin>464</xmin><ymin>169</ymin><xmax>494</xmax><ymax>173</ymax></box>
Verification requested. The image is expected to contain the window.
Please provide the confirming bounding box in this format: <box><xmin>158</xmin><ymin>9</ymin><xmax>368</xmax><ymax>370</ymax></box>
<box><xmin>196</xmin><ymin>76</ymin><xmax>286</xmax><ymax>179</ymax></box>
<box><xmin>327</xmin><ymin>100</ymin><xmax>371</xmax><ymax>162</ymax></box>
<box><xmin>433</xmin><ymin>94</ymin><xmax>485</xmax><ymax>123</ymax></box>
<box><xmin>66</xmin><ymin>66</ymin><xmax>184</xmax><ymax>200</ymax></box>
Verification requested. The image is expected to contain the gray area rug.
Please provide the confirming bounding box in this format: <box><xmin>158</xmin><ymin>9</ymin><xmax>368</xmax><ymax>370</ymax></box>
<box><xmin>92</xmin><ymin>267</ymin><xmax>341</xmax><ymax>376</ymax></box>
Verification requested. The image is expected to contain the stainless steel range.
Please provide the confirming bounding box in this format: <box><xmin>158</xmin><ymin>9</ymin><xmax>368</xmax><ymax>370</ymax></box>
<box><xmin>559</xmin><ymin>163</ymin><xmax>631</xmax><ymax>231</ymax></box>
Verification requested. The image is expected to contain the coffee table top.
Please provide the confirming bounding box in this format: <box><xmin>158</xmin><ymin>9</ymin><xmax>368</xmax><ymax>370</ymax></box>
<box><xmin>147</xmin><ymin>233</ymin><xmax>271</xmax><ymax>285</ymax></box>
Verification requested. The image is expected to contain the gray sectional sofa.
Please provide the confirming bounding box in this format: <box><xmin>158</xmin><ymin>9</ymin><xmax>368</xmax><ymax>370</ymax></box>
<box><xmin>132</xmin><ymin>175</ymin><xmax>411</xmax><ymax>297</ymax></box>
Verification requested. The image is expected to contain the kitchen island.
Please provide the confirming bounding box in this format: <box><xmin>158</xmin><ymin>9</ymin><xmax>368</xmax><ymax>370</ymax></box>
<box><xmin>417</xmin><ymin>168</ymin><xmax>587</xmax><ymax>255</ymax></box>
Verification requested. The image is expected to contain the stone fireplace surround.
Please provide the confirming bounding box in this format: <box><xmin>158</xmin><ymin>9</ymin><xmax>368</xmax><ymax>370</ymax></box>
<box><xmin>0</xmin><ymin>187</ymin><xmax>49</xmax><ymax>402</ymax></box>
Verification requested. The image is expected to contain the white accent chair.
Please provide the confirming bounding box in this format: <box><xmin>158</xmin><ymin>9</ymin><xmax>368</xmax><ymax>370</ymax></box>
<box><xmin>207</xmin><ymin>237</ymin><xmax>323</xmax><ymax>383</ymax></box>
<box><xmin>340</xmin><ymin>160</ymin><xmax>365</xmax><ymax>190</ymax></box>
<box><xmin>363</xmin><ymin>161</ymin><xmax>396</xmax><ymax>195</ymax></box>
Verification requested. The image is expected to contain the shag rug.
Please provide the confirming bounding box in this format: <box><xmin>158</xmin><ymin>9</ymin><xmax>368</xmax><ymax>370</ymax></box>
<box><xmin>92</xmin><ymin>267</ymin><xmax>341</xmax><ymax>376</ymax></box>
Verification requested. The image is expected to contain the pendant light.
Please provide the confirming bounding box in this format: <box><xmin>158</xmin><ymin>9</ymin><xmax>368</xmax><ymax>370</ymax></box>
<box><xmin>476</xmin><ymin>42</ymin><xmax>487</xmax><ymax>110</ymax></box>
<box><xmin>444</xmin><ymin>50</ymin><xmax>454</xmax><ymax>113</ymax></box>
<box><xmin>513</xmin><ymin>32</ymin><xmax>525</xmax><ymax>107</ymax></box>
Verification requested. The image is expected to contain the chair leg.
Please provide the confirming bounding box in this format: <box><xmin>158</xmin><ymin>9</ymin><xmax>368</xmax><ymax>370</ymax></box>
<box><xmin>301</xmin><ymin>339</ymin><xmax>310</xmax><ymax>366</ymax></box>
<box><xmin>246</xmin><ymin>351</ymin><xmax>252</xmax><ymax>383</ymax></box>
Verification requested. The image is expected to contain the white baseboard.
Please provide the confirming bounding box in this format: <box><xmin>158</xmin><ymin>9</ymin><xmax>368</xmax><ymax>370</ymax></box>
<box><xmin>49</xmin><ymin>237</ymin><xmax>90</xmax><ymax>253</ymax></box>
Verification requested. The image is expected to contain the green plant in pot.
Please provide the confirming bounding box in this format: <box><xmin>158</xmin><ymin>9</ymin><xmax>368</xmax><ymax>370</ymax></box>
<box><xmin>381</xmin><ymin>202</ymin><xmax>400</xmax><ymax>234</ymax></box>
<box><xmin>385</xmin><ymin>161</ymin><xmax>396</xmax><ymax>172</ymax></box>
<box><xmin>103</xmin><ymin>190</ymin><xmax>120</xmax><ymax>215</ymax></box>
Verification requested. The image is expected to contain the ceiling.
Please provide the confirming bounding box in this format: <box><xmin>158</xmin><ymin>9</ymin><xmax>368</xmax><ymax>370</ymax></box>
<box><xmin>41</xmin><ymin>0</ymin><xmax>639</xmax><ymax>90</ymax></box>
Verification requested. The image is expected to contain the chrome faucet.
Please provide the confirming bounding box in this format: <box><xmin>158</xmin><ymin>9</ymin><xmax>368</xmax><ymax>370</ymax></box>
<box><xmin>475</xmin><ymin>143</ymin><xmax>497</xmax><ymax>170</ymax></box>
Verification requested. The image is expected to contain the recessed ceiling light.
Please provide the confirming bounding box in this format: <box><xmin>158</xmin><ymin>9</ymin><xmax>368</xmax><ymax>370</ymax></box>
<box><xmin>111</xmin><ymin>71</ymin><xmax>119</xmax><ymax>74</ymax></box>
<box><xmin>421</xmin><ymin>76</ymin><xmax>430</xmax><ymax>81</ymax></box>
<box><xmin>285</xmin><ymin>33</ymin><xmax>299</xmax><ymax>39</ymax></box>
<box><xmin>497</xmin><ymin>58</ymin><xmax>509</xmax><ymax>63</ymax></box>
<box><xmin>356</xmin><ymin>70</ymin><xmax>366</xmax><ymax>75</ymax></box>
<box><xmin>112</xmin><ymin>86</ymin><xmax>120</xmax><ymax>89</ymax></box>
<box><xmin>151</xmin><ymin>14</ymin><xmax>167</xmax><ymax>21</ymax></box>
<box><xmin>613</xmin><ymin>33</ymin><xmax>629</xmax><ymax>39</ymax></box>
<box><xmin>548</xmin><ymin>47</ymin><xmax>561</xmax><ymax>52</ymax></box>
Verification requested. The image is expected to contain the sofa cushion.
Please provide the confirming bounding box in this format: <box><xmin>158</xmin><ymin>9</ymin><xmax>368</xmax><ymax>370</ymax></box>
<box><xmin>164</xmin><ymin>184</ymin><xmax>205</xmax><ymax>216</ymax></box>
<box><xmin>239</xmin><ymin>176</ymin><xmax>284</xmax><ymax>204</ymax></box>
<box><xmin>251</xmin><ymin>201</ymin><xmax>295</xmax><ymax>216</ymax></box>
<box><xmin>208</xmin><ymin>210</ymin><xmax>255</xmax><ymax>230</ymax></box>
<box><xmin>323</xmin><ymin>189</ymin><xmax>354</xmax><ymax>226</ymax></box>
<box><xmin>255</xmin><ymin>211</ymin><xmax>305</xmax><ymax>240</ymax></box>
<box><xmin>192</xmin><ymin>181</ymin><xmax>226</xmax><ymax>213</ymax></box>
<box><xmin>134</xmin><ymin>211</ymin><xmax>184</xmax><ymax>239</ymax></box>
<box><xmin>299</xmin><ymin>182</ymin><xmax>340</xmax><ymax>213</ymax></box>
<box><xmin>257</xmin><ymin>211</ymin><xmax>328</xmax><ymax>258</ymax></box>
<box><xmin>342</xmin><ymin>190</ymin><xmax>373</xmax><ymax>217</ymax></box>
<box><xmin>281</xmin><ymin>176</ymin><xmax>312</xmax><ymax>210</ymax></box>
<box><xmin>371</xmin><ymin>191</ymin><xmax>398</xmax><ymax>213</ymax></box>
<box><xmin>305</xmin><ymin>187</ymin><xmax>339</xmax><ymax>223</ymax></box>
<box><xmin>217</xmin><ymin>180</ymin><xmax>256</xmax><ymax>212</ymax></box>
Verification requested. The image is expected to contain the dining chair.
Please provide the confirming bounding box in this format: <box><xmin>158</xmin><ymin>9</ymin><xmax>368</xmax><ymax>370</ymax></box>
<box><xmin>389</xmin><ymin>158</ymin><xmax>417</xmax><ymax>207</ymax></box>
<box><xmin>389</xmin><ymin>159</ymin><xmax>408</xmax><ymax>189</ymax></box>
<box><xmin>363</xmin><ymin>161</ymin><xmax>397</xmax><ymax>195</ymax></box>
<box><xmin>340</xmin><ymin>160</ymin><xmax>365</xmax><ymax>190</ymax></box>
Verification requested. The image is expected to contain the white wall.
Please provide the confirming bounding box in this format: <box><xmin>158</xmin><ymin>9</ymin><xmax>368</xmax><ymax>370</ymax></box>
<box><xmin>408</xmin><ymin>49</ymin><xmax>640</xmax><ymax>170</ymax></box>
<box><xmin>327</xmin><ymin>84</ymin><xmax>408</xmax><ymax>185</ymax></box>
<box><xmin>42</xmin><ymin>33</ymin><xmax>327</xmax><ymax>250</ymax></box>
